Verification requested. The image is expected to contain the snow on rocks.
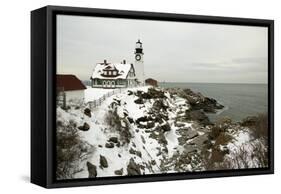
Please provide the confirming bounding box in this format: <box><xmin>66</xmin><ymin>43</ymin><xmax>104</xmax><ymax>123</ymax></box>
<box><xmin>57</xmin><ymin>86</ymin><xmax>268</xmax><ymax>179</ymax></box>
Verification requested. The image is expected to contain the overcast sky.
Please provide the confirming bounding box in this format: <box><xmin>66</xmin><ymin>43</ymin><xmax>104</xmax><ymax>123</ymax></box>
<box><xmin>57</xmin><ymin>15</ymin><xmax>268</xmax><ymax>84</ymax></box>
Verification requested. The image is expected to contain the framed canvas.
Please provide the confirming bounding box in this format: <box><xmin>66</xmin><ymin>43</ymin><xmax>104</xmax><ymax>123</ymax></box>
<box><xmin>31</xmin><ymin>5</ymin><xmax>274</xmax><ymax>188</ymax></box>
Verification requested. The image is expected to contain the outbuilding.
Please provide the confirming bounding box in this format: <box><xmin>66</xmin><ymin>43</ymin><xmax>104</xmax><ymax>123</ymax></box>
<box><xmin>57</xmin><ymin>74</ymin><xmax>86</xmax><ymax>104</ymax></box>
<box><xmin>145</xmin><ymin>78</ymin><xmax>158</xmax><ymax>87</ymax></box>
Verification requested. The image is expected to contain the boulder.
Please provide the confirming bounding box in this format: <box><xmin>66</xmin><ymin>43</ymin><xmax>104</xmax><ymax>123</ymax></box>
<box><xmin>186</xmin><ymin>110</ymin><xmax>211</xmax><ymax>126</ymax></box>
<box><xmin>129</xmin><ymin>148</ymin><xmax>142</xmax><ymax>158</ymax></box>
<box><xmin>114</xmin><ymin>168</ymin><xmax>123</xmax><ymax>175</ymax></box>
<box><xmin>105</xmin><ymin>142</ymin><xmax>114</xmax><ymax>148</ymax></box>
<box><xmin>100</xmin><ymin>155</ymin><xmax>108</xmax><ymax>168</ymax></box>
<box><xmin>127</xmin><ymin>117</ymin><xmax>134</xmax><ymax>124</ymax></box>
<box><xmin>86</xmin><ymin>162</ymin><xmax>97</xmax><ymax>178</ymax></box>
<box><xmin>152</xmin><ymin>99</ymin><xmax>168</xmax><ymax>111</ymax></box>
<box><xmin>78</xmin><ymin>122</ymin><xmax>90</xmax><ymax>131</ymax></box>
<box><xmin>134</xmin><ymin>98</ymin><xmax>144</xmax><ymax>104</ymax></box>
<box><xmin>241</xmin><ymin>116</ymin><xmax>258</xmax><ymax>127</ymax></box>
<box><xmin>147</xmin><ymin>88</ymin><xmax>166</xmax><ymax>99</ymax></box>
<box><xmin>127</xmin><ymin>158</ymin><xmax>141</xmax><ymax>176</ymax></box>
<box><xmin>108</xmin><ymin>137</ymin><xmax>119</xmax><ymax>143</ymax></box>
<box><xmin>189</xmin><ymin>134</ymin><xmax>210</xmax><ymax>150</ymax></box>
<box><xmin>186</xmin><ymin>130</ymin><xmax>199</xmax><ymax>140</ymax></box>
<box><xmin>146</xmin><ymin>121</ymin><xmax>155</xmax><ymax>129</ymax></box>
<box><xmin>136</xmin><ymin>116</ymin><xmax>151</xmax><ymax>123</ymax></box>
<box><xmin>127</xmin><ymin>90</ymin><xmax>133</xmax><ymax>95</ymax></box>
<box><xmin>84</xmin><ymin>108</ymin><xmax>92</xmax><ymax>117</ymax></box>
<box><xmin>157</xmin><ymin>123</ymin><xmax>171</xmax><ymax>132</ymax></box>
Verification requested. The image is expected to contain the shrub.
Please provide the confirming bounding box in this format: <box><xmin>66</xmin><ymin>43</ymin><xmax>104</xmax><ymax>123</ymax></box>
<box><xmin>214</xmin><ymin>133</ymin><xmax>233</xmax><ymax>147</ymax></box>
<box><xmin>105</xmin><ymin>109</ymin><xmax>132</xmax><ymax>145</ymax></box>
<box><xmin>214</xmin><ymin>117</ymin><xmax>232</xmax><ymax>128</ymax></box>
<box><xmin>252</xmin><ymin>113</ymin><xmax>268</xmax><ymax>139</ymax></box>
<box><xmin>56</xmin><ymin>120</ymin><xmax>93</xmax><ymax>179</ymax></box>
<box><xmin>209</xmin><ymin>126</ymin><xmax>222</xmax><ymax>140</ymax></box>
<box><xmin>105</xmin><ymin>109</ymin><xmax>122</xmax><ymax>130</ymax></box>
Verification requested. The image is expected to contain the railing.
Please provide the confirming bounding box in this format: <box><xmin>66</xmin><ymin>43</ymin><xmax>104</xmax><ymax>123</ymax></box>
<box><xmin>86</xmin><ymin>84</ymin><xmax>146</xmax><ymax>110</ymax></box>
<box><xmin>87</xmin><ymin>88</ymin><xmax>124</xmax><ymax>110</ymax></box>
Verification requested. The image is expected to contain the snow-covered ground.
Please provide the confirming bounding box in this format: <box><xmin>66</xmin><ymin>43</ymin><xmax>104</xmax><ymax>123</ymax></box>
<box><xmin>84</xmin><ymin>87</ymin><xmax>114</xmax><ymax>102</ymax></box>
<box><xmin>57</xmin><ymin>86</ymin><xmax>268</xmax><ymax>179</ymax></box>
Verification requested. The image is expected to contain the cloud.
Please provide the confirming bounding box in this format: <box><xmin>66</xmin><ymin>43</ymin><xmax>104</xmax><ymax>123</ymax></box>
<box><xmin>57</xmin><ymin>15</ymin><xmax>268</xmax><ymax>84</ymax></box>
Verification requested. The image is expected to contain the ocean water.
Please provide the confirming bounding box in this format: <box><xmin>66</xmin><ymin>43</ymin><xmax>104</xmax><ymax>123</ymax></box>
<box><xmin>159</xmin><ymin>82</ymin><xmax>268</xmax><ymax>122</ymax></box>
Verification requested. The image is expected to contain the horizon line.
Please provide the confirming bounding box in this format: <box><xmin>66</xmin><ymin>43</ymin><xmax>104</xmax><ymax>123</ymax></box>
<box><xmin>158</xmin><ymin>81</ymin><xmax>267</xmax><ymax>85</ymax></box>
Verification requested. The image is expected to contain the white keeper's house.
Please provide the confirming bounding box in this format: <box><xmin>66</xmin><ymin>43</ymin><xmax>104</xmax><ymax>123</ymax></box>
<box><xmin>91</xmin><ymin>39</ymin><xmax>144</xmax><ymax>89</ymax></box>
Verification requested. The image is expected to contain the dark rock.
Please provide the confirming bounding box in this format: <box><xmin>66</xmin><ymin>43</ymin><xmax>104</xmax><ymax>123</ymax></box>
<box><xmin>129</xmin><ymin>148</ymin><xmax>142</xmax><ymax>158</ymax></box>
<box><xmin>152</xmin><ymin>99</ymin><xmax>168</xmax><ymax>111</ymax></box>
<box><xmin>78</xmin><ymin>122</ymin><xmax>90</xmax><ymax>131</ymax></box>
<box><xmin>87</xmin><ymin>162</ymin><xmax>97</xmax><ymax>178</ymax></box>
<box><xmin>147</xmin><ymin>88</ymin><xmax>166</xmax><ymax>99</ymax></box>
<box><xmin>100</xmin><ymin>155</ymin><xmax>108</xmax><ymax>168</ymax></box>
<box><xmin>136</xmin><ymin>151</ymin><xmax>142</xmax><ymax>158</ymax></box>
<box><xmin>136</xmin><ymin>116</ymin><xmax>151</xmax><ymax>123</ymax></box>
<box><xmin>157</xmin><ymin>123</ymin><xmax>171</xmax><ymax>132</ymax></box>
<box><xmin>127</xmin><ymin>158</ymin><xmax>141</xmax><ymax>176</ymax></box>
<box><xmin>137</xmin><ymin>123</ymin><xmax>146</xmax><ymax>129</ymax></box>
<box><xmin>127</xmin><ymin>117</ymin><xmax>134</xmax><ymax>124</ymax></box>
<box><xmin>203</xmin><ymin>139</ymin><xmax>213</xmax><ymax>149</ymax></box>
<box><xmin>189</xmin><ymin>134</ymin><xmax>210</xmax><ymax>150</ymax></box>
<box><xmin>127</xmin><ymin>90</ymin><xmax>133</xmax><ymax>95</ymax></box>
<box><xmin>146</xmin><ymin>121</ymin><xmax>155</xmax><ymax>129</ymax></box>
<box><xmin>84</xmin><ymin>108</ymin><xmax>92</xmax><ymax>117</ymax></box>
<box><xmin>186</xmin><ymin>110</ymin><xmax>211</xmax><ymax>126</ymax></box>
<box><xmin>203</xmin><ymin>105</ymin><xmax>216</xmax><ymax>113</ymax></box>
<box><xmin>98</xmin><ymin>145</ymin><xmax>103</xmax><ymax>148</ymax></box>
<box><xmin>129</xmin><ymin>148</ymin><xmax>135</xmax><ymax>155</ymax></box>
<box><xmin>186</xmin><ymin>130</ymin><xmax>199</xmax><ymax>140</ymax></box>
<box><xmin>149</xmin><ymin>131</ymin><xmax>168</xmax><ymax>145</ymax></box>
<box><xmin>141</xmin><ymin>135</ymin><xmax>146</xmax><ymax>144</ymax></box>
<box><xmin>132</xmin><ymin>142</ymin><xmax>136</xmax><ymax>148</ymax></box>
<box><xmin>241</xmin><ymin>116</ymin><xmax>258</xmax><ymax>127</ymax></box>
<box><xmin>108</xmin><ymin>137</ymin><xmax>119</xmax><ymax>143</ymax></box>
<box><xmin>134</xmin><ymin>98</ymin><xmax>144</xmax><ymax>104</ymax></box>
<box><xmin>162</xmin><ymin>147</ymin><xmax>168</xmax><ymax>153</ymax></box>
<box><xmin>141</xmin><ymin>92</ymin><xmax>152</xmax><ymax>99</ymax></box>
<box><xmin>105</xmin><ymin>142</ymin><xmax>114</xmax><ymax>148</ymax></box>
<box><xmin>114</xmin><ymin>168</ymin><xmax>123</xmax><ymax>175</ymax></box>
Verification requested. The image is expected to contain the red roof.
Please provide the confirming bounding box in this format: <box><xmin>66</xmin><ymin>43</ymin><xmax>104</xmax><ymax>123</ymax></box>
<box><xmin>57</xmin><ymin>74</ymin><xmax>86</xmax><ymax>91</ymax></box>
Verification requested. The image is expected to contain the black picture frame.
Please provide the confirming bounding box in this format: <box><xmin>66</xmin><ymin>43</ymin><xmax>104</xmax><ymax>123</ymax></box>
<box><xmin>31</xmin><ymin>5</ymin><xmax>274</xmax><ymax>188</ymax></box>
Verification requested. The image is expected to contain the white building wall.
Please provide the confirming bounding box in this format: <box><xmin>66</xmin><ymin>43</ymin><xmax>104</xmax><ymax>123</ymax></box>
<box><xmin>65</xmin><ymin>90</ymin><xmax>85</xmax><ymax>102</ymax></box>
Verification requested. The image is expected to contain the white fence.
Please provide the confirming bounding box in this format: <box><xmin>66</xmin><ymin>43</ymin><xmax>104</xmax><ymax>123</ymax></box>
<box><xmin>86</xmin><ymin>88</ymin><xmax>124</xmax><ymax>110</ymax></box>
<box><xmin>86</xmin><ymin>84</ymin><xmax>145</xmax><ymax>110</ymax></box>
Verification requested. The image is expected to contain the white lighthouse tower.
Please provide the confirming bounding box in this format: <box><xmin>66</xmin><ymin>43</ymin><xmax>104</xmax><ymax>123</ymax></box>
<box><xmin>134</xmin><ymin>39</ymin><xmax>144</xmax><ymax>84</ymax></box>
